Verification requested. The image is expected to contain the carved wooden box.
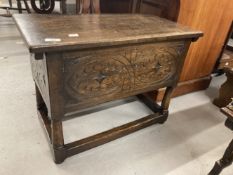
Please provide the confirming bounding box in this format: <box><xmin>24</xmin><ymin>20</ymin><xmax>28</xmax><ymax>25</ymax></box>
<box><xmin>14</xmin><ymin>14</ymin><xmax>202</xmax><ymax>163</ymax></box>
<box><xmin>63</xmin><ymin>41</ymin><xmax>185</xmax><ymax>112</ymax></box>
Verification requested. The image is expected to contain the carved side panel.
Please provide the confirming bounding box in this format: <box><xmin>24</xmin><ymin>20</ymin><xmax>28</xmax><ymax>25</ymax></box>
<box><xmin>30</xmin><ymin>55</ymin><xmax>50</xmax><ymax>107</ymax></box>
<box><xmin>63</xmin><ymin>42</ymin><xmax>185</xmax><ymax>110</ymax></box>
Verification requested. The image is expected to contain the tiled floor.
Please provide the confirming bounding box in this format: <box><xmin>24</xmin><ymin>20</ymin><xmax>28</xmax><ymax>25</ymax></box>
<box><xmin>0</xmin><ymin>16</ymin><xmax>233</xmax><ymax>175</ymax></box>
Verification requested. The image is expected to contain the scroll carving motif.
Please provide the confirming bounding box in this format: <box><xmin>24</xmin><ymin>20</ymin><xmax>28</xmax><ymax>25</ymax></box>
<box><xmin>64</xmin><ymin>42</ymin><xmax>184</xmax><ymax>103</ymax></box>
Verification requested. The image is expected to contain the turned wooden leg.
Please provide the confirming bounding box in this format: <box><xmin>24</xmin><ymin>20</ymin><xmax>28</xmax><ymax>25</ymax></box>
<box><xmin>159</xmin><ymin>86</ymin><xmax>174</xmax><ymax>124</ymax></box>
<box><xmin>51</xmin><ymin>120</ymin><xmax>66</xmax><ymax>164</ymax></box>
<box><xmin>209</xmin><ymin>139</ymin><xmax>233</xmax><ymax>175</ymax></box>
<box><xmin>35</xmin><ymin>84</ymin><xmax>66</xmax><ymax>163</ymax></box>
<box><xmin>137</xmin><ymin>86</ymin><xmax>174</xmax><ymax>124</ymax></box>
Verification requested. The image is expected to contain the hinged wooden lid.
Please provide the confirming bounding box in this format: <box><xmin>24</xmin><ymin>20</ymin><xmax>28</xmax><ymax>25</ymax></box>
<box><xmin>13</xmin><ymin>14</ymin><xmax>203</xmax><ymax>53</ymax></box>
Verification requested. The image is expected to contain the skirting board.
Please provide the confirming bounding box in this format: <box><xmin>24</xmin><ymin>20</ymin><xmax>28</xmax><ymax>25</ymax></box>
<box><xmin>146</xmin><ymin>76</ymin><xmax>212</xmax><ymax>101</ymax></box>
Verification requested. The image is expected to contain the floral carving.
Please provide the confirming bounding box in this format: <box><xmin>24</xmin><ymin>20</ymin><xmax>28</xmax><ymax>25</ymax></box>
<box><xmin>64</xmin><ymin>43</ymin><xmax>184</xmax><ymax>102</ymax></box>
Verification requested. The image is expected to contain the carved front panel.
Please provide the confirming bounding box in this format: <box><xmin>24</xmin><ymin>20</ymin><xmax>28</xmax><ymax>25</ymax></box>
<box><xmin>63</xmin><ymin>42</ymin><xmax>185</xmax><ymax>109</ymax></box>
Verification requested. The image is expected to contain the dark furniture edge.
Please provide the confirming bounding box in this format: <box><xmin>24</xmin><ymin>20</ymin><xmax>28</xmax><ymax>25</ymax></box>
<box><xmin>28</xmin><ymin>34</ymin><xmax>202</xmax><ymax>53</ymax></box>
<box><xmin>12</xmin><ymin>14</ymin><xmax>203</xmax><ymax>53</ymax></box>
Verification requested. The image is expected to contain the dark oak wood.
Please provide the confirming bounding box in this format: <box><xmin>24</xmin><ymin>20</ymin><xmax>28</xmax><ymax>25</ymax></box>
<box><xmin>74</xmin><ymin>0</ymin><xmax>180</xmax><ymax>21</ymax></box>
<box><xmin>134</xmin><ymin>0</ymin><xmax>180</xmax><ymax>21</ymax></box>
<box><xmin>209</xmin><ymin>139</ymin><xmax>233</xmax><ymax>175</ymax></box>
<box><xmin>100</xmin><ymin>0</ymin><xmax>134</xmax><ymax>14</ymax></box>
<box><xmin>14</xmin><ymin>14</ymin><xmax>202</xmax><ymax>163</ymax></box>
<box><xmin>209</xmin><ymin>101</ymin><xmax>233</xmax><ymax>175</ymax></box>
<box><xmin>213</xmin><ymin>68</ymin><xmax>233</xmax><ymax>108</ymax></box>
<box><xmin>63</xmin><ymin>41</ymin><xmax>186</xmax><ymax>112</ymax></box>
<box><xmin>13</xmin><ymin>14</ymin><xmax>202</xmax><ymax>53</ymax></box>
<box><xmin>217</xmin><ymin>50</ymin><xmax>233</xmax><ymax>70</ymax></box>
<box><xmin>58</xmin><ymin>0</ymin><xmax>233</xmax><ymax>98</ymax></box>
<box><xmin>65</xmin><ymin>113</ymin><xmax>166</xmax><ymax>157</ymax></box>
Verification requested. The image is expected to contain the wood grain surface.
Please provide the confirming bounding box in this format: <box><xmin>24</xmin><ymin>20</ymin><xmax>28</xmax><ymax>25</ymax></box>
<box><xmin>177</xmin><ymin>0</ymin><xmax>233</xmax><ymax>81</ymax></box>
<box><xmin>13</xmin><ymin>14</ymin><xmax>202</xmax><ymax>53</ymax></box>
<box><xmin>14</xmin><ymin>14</ymin><xmax>202</xmax><ymax>163</ymax></box>
<box><xmin>63</xmin><ymin>41</ymin><xmax>185</xmax><ymax>112</ymax></box>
